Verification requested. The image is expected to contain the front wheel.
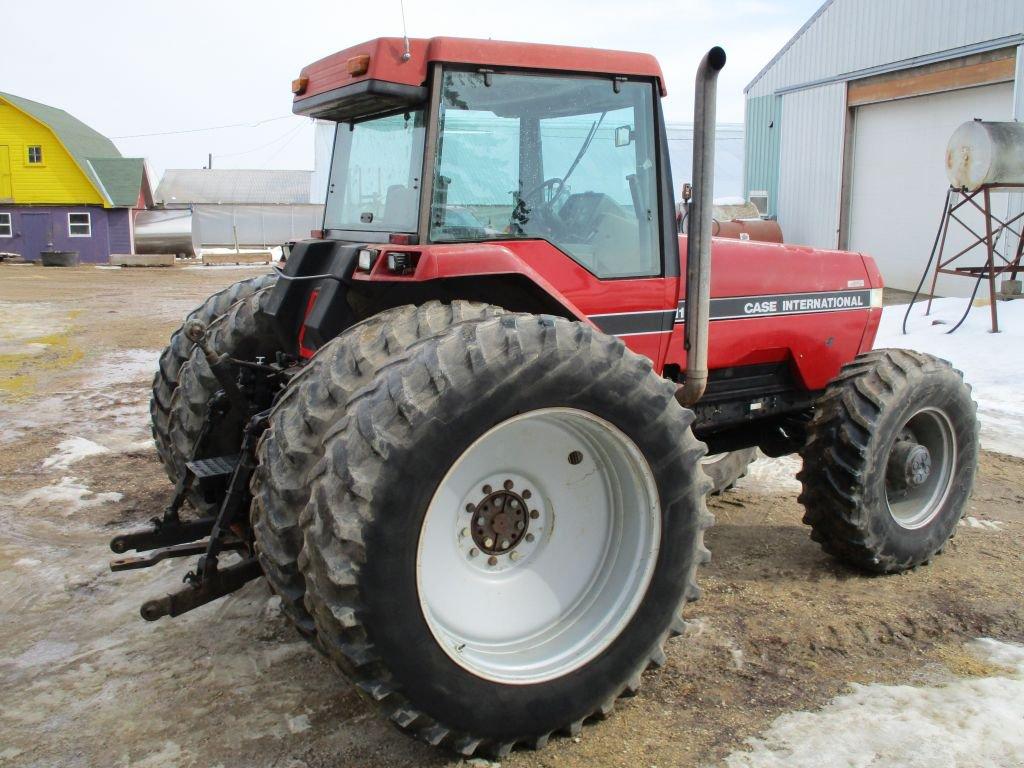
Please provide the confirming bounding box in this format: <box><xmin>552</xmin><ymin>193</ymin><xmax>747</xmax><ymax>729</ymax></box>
<box><xmin>798</xmin><ymin>348</ymin><xmax>978</xmax><ymax>573</ymax></box>
<box><xmin>298</xmin><ymin>314</ymin><xmax>712</xmax><ymax>756</ymax></box>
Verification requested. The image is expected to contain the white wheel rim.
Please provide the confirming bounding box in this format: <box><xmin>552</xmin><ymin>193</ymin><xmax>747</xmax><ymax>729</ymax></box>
<box><xmin>885</xmin><ymin>407</ymin><xmax>957</xmax><ymax>529</ymax></box>
<box><xmin>416</xmin><ymin>407</ymin><xmax>661</xmax><ymax>685</ymax></box>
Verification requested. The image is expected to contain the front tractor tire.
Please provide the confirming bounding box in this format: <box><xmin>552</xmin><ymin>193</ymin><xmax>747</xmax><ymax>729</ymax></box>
<box><xmin>298</xmin><ymin>313</ymin><xmax>712</xmax><ymax>756</ymax></box>
<box><xmin>798</xmin><ymin>348</ymin><xmax>978</xmax><ymax>573</ymax></box>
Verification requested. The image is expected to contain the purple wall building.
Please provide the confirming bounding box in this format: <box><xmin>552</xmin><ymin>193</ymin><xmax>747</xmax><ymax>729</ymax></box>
<box><xmin>0</xmin><ymin>205</ymin><xmax>132</xmax><ymax>263</ymax></box>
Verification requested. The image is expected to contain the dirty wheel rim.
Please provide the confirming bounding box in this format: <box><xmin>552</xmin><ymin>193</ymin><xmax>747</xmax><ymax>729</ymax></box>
<box><xmin>417</xmin><ymin>407</ymin><xmax>661</xmax><ymax>685</ymax></box>
<box><xmin>885</xmin><ymin>407</ymin><xmax>956</xmax><ymax>530</ymax></box>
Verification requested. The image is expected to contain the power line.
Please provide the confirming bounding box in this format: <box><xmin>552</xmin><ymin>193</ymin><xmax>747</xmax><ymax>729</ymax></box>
<box><xmin>112</xmin><ymin>115</ymin><xmax>294</xmax><ymax>139</ymax></box>
<box><xmin>259</xmin><ymin>122</ymin><xmax>310</xmax><ymax>168</ymax></box>
<box><xmin>213</xmin><ymin>121</ymin><xmax>308</xmax><ymax>159</ymax></box>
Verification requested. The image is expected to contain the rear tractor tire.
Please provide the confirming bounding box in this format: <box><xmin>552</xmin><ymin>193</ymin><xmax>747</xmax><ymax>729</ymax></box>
<box><xmin>250</xmin><ymin>300</ymin><xmax>504</xmax><ymax>640</ymax></box>
<box><xmin>164</xmin><ymin>285</ymin><xmax>283</xmax><ymax>511</ymax></box>
<box><xmin>297</xmin><ymin>313</ymin><xmax>713</xmax><ymax>757</ymax></box>
<box><xmin>151</xmin><ymin>273</ymin><xmax>277</xmax><ymax>475</ymax></box>
<box><xmin>798</xmin><ymin>348</ymin><xmax>978</xmax><ymax>573</ymax></box>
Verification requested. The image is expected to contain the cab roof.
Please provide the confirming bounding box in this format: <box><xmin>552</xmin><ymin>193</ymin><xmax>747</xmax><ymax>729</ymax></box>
<box><xmin>293</xmin><ymin>37</ymin><xmax>667</xmax><ymax>119</ymax></box>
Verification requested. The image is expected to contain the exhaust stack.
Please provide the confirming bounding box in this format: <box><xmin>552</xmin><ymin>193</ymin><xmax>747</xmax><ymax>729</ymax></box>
<box><xmin>677</xmin><ymin>46</ymin><xmax>726</xmax><ymax>407</ymax></box>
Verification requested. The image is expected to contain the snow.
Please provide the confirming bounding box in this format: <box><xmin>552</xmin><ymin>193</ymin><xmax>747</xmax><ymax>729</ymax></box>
<box><xmin>960</xmin><ymin>516</ymin><xmax>1005</xmax><ymax>531</ymax></box>
<box><xmin>737</xmin><ymin>455</ymin><xmax>802</xmax><ymax>495</ymax></box>
<box><xmin>12</xmin><ymin>477</ymin><xmax>123</xmax><ymax>514</ymax></box>
<box><xmin>724</xmin><ymin>637</ymin><xmax>1024</xmax><ymax>768</ymax></box>
<box><xmin>85</xmin><ymin>349</ymin><xmax>159</xmax><ymax>390</ymax></box>
<box><xmin>876</xmin><ymin>298</ymin><xmax>1024</xmax><ymax>458</ymax></box>
<box><xmin>42</xmin><ymin>437</ymin><xmax>109</xmax><ymax>469</ymax></box>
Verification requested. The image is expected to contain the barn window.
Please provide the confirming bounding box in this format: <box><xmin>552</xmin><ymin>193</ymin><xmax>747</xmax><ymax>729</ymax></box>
<box><xmin>0</xmin><ymin>213</ymin><xmax>11</xmax><ymax>237</ymax></box>
<box><xmin>68</xmin><ymin>212</ymin><xmax>91</xmax><ymax>237</ymax></box>
<box><xmin>27</xmin><ymin>146</ymin><xmax>43</xmax><ymax>164</ymax></box>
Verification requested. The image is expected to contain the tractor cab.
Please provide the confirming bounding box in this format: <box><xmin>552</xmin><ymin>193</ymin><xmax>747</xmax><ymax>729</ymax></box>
<box><xmin>293</xmin><ymin>37</ymin><xmax>677</xmax><ymax>282</ymax></box>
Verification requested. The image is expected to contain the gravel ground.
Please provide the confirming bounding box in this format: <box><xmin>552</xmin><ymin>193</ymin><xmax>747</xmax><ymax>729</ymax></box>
<box><xmin>1</xmin><ymin>264</ymin><xmax>1021</xmax><ymax>768</ymax></box>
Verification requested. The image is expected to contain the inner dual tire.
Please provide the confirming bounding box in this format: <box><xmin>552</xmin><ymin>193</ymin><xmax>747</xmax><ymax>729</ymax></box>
<box><xmin>150</xmin><ymin>273</ymin><xmax>277</xmax><ymax>477</ymax></box>
<box><xmin>268</xmin><ymin>311</ymin><xmax>711</xmax><ymax>756</ymax></box>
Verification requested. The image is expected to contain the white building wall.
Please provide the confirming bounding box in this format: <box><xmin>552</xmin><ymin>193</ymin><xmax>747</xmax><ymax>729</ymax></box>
<box><xmin>776</xmin><ymin>83</ymin><xmax>847</xmax><ymax>248</ymax></box>
<box><xmin>748</xmin><ymin>0</ymin><xmax>1024</xmax><ymax>98</ymax></box>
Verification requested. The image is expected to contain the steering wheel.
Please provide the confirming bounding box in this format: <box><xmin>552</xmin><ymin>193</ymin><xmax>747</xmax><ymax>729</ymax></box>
<box><xmin>512</xmin><ymin>177</ymin><xmax>566</xmax><ymax>235</ymax></box>
<box><xmin>521</xmin><ymin>177</ymin><xmax>566</xmax><ymax>209</ymax></box>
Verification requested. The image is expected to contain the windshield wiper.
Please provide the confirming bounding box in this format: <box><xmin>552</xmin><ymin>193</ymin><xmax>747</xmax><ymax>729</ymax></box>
<box><xmin>561</xmin><ymin>110</ymin><xmax>607</xmax><ymax>187</ymax></box>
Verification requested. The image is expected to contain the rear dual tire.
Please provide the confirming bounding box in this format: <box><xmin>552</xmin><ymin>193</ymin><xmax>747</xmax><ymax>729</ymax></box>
<box><xmin>291</xmin><ymin>312</ymin><xmax>712</xmax><ymax>756</ymax></box>
<box><xmin>150</xmin><ymin>274</ymin><xmax>277</xmax><ymax>474</ymax></box>
<box><xmin>250</xmin><ymin>301</ymin><xmax>504</xmax><ymax>639</ymax></box>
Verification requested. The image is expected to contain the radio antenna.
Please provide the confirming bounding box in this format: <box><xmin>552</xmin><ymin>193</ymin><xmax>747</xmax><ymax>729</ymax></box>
<box><xmin>399</xmin><ymin>0</ymin><xmax>412</xmax><ymax>61</ymax></box>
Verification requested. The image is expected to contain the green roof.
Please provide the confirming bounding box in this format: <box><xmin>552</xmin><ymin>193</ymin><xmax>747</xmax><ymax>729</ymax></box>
<box><xmin>87</xmin><ymin>157</ymin><xmax>146</xmax><ymax>207</ymax></box>
<box><xmin>0</xmin><ymin>91</ymin><xmax>145</xmax><ymax>207</ymax></box>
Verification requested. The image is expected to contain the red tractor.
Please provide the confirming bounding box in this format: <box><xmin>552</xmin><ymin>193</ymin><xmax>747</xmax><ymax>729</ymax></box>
<box><xmin>116</xmin><ymin>38</ymin><xmax>978</xmax><ymax>758</ymax></box>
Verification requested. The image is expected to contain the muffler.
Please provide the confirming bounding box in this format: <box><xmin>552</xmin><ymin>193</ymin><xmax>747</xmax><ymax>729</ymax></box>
<box><xmin>677</xmin><ymin>46</ymin><xmax>726</xmax><ymax>406</ymax></box>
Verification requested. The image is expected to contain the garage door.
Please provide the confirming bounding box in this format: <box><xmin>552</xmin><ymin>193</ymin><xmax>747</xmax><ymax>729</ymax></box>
<box><xmin>847</xmin><ymin>82</ymin><xmax>1014</xmax><ymax>297</ymax></box>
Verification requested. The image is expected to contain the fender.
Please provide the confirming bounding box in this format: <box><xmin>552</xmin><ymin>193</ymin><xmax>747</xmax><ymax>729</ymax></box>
<box><xmin>351</xmin><ymin>240</ymin><xmax>590</xmax><ymax>319</ymax></box>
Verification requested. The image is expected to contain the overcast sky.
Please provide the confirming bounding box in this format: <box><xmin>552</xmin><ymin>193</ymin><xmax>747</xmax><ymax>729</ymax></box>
<box><xmin>2</xmin><ymin>0</ymin><xmax>821</xmax><ymax>179</ymax></box>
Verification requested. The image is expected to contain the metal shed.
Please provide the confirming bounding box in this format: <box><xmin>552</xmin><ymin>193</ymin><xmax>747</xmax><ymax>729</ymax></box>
<box><xmin>744</xmin><ymin>0</ymin><xmax>1024</xmax><ymax>296</ymax></box>
<box><xmin>149</xmin><ymin>169</ymin><xmax>323</xmax><ymax>252</ymax></box>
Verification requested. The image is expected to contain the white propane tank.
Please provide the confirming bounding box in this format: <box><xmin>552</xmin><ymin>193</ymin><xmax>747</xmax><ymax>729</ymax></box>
<box><xmin>946</xmin><ymin>120</ymin><xmax>1024</xmax><ymax>191</ymax></box>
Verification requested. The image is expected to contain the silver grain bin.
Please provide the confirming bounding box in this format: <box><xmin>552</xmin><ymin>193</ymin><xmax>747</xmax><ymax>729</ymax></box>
<box><xmin>133</xmin><ymin>209</ymin><xmax>199</xmax><ymax>257</ymax></box>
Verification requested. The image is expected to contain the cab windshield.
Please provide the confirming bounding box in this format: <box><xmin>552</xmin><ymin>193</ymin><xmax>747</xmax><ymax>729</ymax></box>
<box><xmin>323</xmin><ymin>110</ymin><xmax>426</xmax><ymax>234</ymax></box>
<box><xmin>429</xmin><ymin>71</ymin><xmax>661</xmax><ymax>278</ymax></box>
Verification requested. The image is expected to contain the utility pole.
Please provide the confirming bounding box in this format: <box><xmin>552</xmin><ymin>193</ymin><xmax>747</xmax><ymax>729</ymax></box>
<box><xmin>208</xmin><ymin>153</ymin><xmax>213</xmax><ymax>170</ymax></box>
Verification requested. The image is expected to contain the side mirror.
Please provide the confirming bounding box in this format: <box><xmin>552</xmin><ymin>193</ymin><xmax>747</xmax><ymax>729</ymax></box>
<box><xmin>614</xmin><ymin>125</ymin><xmax>635</xmax><ymax>148</ymax></box>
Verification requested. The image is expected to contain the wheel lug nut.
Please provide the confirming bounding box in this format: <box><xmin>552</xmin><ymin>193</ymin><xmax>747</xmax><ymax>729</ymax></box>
<box><xmin>465</xmin><ymin>503</ymin><xmax>475</xmax><ymax>513</ymax></box>
<box><xmin>522</xmin><ymin>489</ymin><xmax>531</xmax><ymax>500</ymax></box>
<box><xmin>530</xmin><ymin>509</ymin><xmax>539</xmax><ymax>519</ymax></box>
<box><xmin>510</xmin><ymin>552</ymin><xmax>521</xmax><ymax>562</ymax></box>
<box><xmin>487</xmin><ymin>556</ymin><xmax>498</xmax><ymax>566</ymax></box>
<box><xmin>482</xmin><ymin>484</ymin><xmax>492</xmax><ymax>494</ymax></box>
<box><xmin>525</xmin><ymin>533</ymin><xmax>535</xmax><ymax>543</ymax></box>
<box><xmin>459</xmin><ymin>528</ymin><xmax>468</xmax><ymax>538</ymax></box>
<box><xmin>469</xmin><ymin>548</ymin><xmax>479</xmax><ymax>558</ymax></box>
<box><xmin>484</xmin><ymin>537</ymin><xmax>494</xmax><ymax>548</ymax></box>
<box><xmin>503</xmin><ymin>479</ymin><xmax>514</xmax><ymax>490</ymax></box>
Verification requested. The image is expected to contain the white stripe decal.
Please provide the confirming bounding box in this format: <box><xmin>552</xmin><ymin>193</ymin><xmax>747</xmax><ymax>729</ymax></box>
<box><xmin>587</xmin><ymin>289</ymin><xmax>874</xmax><ymax>336</ymax></box>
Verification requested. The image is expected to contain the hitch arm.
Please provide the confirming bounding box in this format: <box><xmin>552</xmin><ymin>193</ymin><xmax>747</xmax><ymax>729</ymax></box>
<box><xmin>140</xmin><ymin>558</ymin><xmax>262</xmax><ymax>621</ymax></box>
<box><xmin>110</xmin><ymin>538</ymin><xmax>245</xmax><ymax>572</ymax></box>
<box><xmin>110</xmin><ymin>517</ymin><xmax>216</xmax><ymax>554</ymax></box>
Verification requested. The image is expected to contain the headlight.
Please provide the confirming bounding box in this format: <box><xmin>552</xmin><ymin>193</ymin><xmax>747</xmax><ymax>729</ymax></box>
<box><xmin>357</xmin><ymin>248</ymin><xmax>377</xmax><ymax>271</ymax></box>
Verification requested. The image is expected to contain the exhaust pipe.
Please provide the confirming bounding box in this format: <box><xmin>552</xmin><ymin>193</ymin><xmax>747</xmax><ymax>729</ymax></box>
<box><xmin>677</xmin><ymin>46</ymin><xmax>726</xmax><ymax>407</ymax></box>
